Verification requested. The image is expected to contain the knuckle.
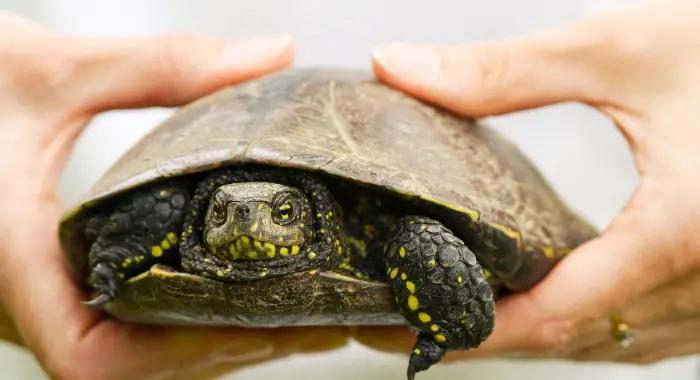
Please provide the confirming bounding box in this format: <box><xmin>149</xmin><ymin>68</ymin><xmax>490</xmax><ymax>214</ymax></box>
<box><xmin>531</xmin><ymin>319</ymin><xmax>578</xmax><ymax>355</ymax></box>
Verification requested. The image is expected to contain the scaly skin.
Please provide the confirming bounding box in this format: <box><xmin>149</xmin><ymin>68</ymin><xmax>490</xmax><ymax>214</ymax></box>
<box><xmin>83</xmin><ymin>167</ymin><xmax>495</xmax><ymax>379</ymax></box>
<box><xmin>384</xmin><ymin>216</ymin><xmax>494</xmax><ymax>379</ymax></box>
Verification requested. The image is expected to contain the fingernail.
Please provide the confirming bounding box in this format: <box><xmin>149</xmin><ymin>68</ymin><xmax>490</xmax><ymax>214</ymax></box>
<box><xmin>217</xmin><ymin>34</ymin><xmax>293</xmax><ymax>68</ymax></box>
<box><xmin>372</xmin><ymin>43</ymin><xmax>443</xmax><ymax>78</ymax></box>
<box><xmin>212</xmin><ymin>339</ymin><xmax>275</xmax><ymax>363</ymax></box>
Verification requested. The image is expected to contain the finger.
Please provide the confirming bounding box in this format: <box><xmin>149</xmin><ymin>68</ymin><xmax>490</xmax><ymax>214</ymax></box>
<box><xmin>614</xmin><ymin>269</ymin><xmax>700</xmax><ymax>330</ymax></box>
<box><xmin>370</xmin><ymin>8</ymin><xmax>643</xmax><ymax>118</ymax></box>
<box><xmin>57</xmin><ymin>33</ymin><xmax>294</xmax><ymax>113</ymax></box>
<box><xmin>568</xmin><ymin>317</ymin><xmax>700</xmax><ymax>363</ymax></box>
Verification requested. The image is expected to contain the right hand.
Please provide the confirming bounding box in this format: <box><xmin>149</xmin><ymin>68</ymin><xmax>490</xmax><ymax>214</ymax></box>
<box><xmin>360</xmin><ymin>0</ymin><xmax>700</xmax><ymax>365</ymax></box>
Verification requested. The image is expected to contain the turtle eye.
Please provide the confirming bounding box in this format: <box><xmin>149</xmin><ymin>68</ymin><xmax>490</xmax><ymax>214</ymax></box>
<box><xmin>272</xmin><ymin>194</ymin><xmax>297</xmax><ymax>225</ymax></box>
<box><xmin>210</xmin><ymin>202</ymin><xmax>227</xmax><ymax>225</ymax></box>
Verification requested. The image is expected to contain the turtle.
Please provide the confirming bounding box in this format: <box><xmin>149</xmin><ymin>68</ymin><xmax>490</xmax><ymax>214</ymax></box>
<box><xmin>58</xmin><ymin>67</ymin><xmax>598</xmax><ymax>379</ymax></box>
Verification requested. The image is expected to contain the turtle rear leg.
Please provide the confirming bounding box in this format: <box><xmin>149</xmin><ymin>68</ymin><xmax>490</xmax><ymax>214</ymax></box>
<box><xmin>84</xmin><ymin>181</ymin><xmax>189</xmax><ymax>307</ymax></box>
<box><xmin>383</xmin><ymin>216</ymin><xmax>495</xmax><ymax>380</ymax></box>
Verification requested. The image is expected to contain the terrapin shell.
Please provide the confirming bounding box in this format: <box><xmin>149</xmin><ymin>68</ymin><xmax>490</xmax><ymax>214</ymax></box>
<box><xmin>59</xmin><ymin>68</ymin><xmax>597</xmax><ymax>326</ymax></box>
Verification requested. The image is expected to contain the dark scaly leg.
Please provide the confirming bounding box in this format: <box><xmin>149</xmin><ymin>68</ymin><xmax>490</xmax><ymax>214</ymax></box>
<box><xmin>84</xmin><ymin>181</ymin><xmax>190</xmax><ymax>307</ymax></box>
<box><xmin>383</xmin><ymin>216</ymin><xmax>495</xmax><ymax>380</ymax></box>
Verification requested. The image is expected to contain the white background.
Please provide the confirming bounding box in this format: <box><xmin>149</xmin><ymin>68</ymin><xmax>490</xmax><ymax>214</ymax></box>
<box><xmin>0</xmin><ymin>0</ymin><xmax>698</xmax><ymax>379</ymax></box>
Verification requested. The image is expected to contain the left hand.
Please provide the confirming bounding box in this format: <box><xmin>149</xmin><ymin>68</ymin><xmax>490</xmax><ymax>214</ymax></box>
<box><xmin>0</xmin><ymin>12</ymin><xmax>348</xmax><ymax>380</ymax></box>
<box><xmin>357</xmin><ymin>0</ymin><xmax>700</xmax><ymax>364</ymax></box>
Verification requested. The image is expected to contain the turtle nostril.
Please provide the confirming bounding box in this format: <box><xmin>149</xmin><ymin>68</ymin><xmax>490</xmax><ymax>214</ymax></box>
<box><xmin>236</xmin><ymin>204</ymin><xmax>252</xmax><ymax>216</ymax></box>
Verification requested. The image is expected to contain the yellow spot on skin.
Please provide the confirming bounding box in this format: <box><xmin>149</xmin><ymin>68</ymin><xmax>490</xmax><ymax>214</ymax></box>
<box><xmin>216</xmin><ymin>270</ymin><xmax>224</xmax><ymax>277</ymax></box>
<box><xmin>254</xmin><ymin>240</ymin><xmax>263</xmax><ymax>250</ymax></box>
<box><xmin>159</xmin><ymin>190</ymin><xmax>168</xmax><ymax>196</ymax></box>
<box><xmin>413</xmin><ymin>349</ymin><xmax>421</xmax><ymax>355</ymax></box>
<box><xmin>390</xmin><ymin>268</ymin><xmax>398</xmax><ymax>279</ymax></box>
<box><xmin>260</xmin><ymin>271</ymin><xmax>268</xmax><ymax>277</ymax></box>
<box><xmin>292</xmin><ymin>246</ymin><xmax>300</xmax><ymax>255</ymax></box>
<box><xmin>240</xmin><ymin>236</ymin><xmax>250</xmax><ymax>246</ymax></box>
<box><xmin>246</xmin><ymin>251</ymin><xmax>258</xmax><ymax>259</ymax></box>
<box><xmin>418</xmin><ymin>312</ymin><xmax>431</xmax><ymax>323</ymax></box>
<box><xmin>406</xmin><ymin>281</ymin><xmax>416</xmax><ymax>293</ymax></box>
<box><xmin>280</xmin><ymin>247</ymin><xmax>289</xmax><ymax>256</ymax></box>
<box><xmin>151</xmin><ymin>246</ymin><xmax>163</xmax><ymax>257</ymax></box>
<box><xmin>483</xmin><ymin>269</ymin><xmax>492</xmax><ymax>280</ymax></box>
<box><xmin>264</xmin><ymin>243</ymin><xmax>276</xmax><ymax>258</ymax></box>
<box><xmin>435</xmin><ymin>334</ymin><xmax>446</xmax><ymax>343</ymax></box>
<box><xmin>430</xmin><ymin>324</ymin><xmax>439</xmax><ymax>332</ymax></box>
<box><xmin>300</xmin><ymin>223</ymin><xmax>305</xmax><ymax>228</ymax></box>
<box><xmin>457</xmin><ymin>276</ymin><xmax>463</xmax><ymax>283</ymax></box>
<box><xmin>401</xmin><ymin>272</ymin><xmax>407</xmax><ymax>280</ymax></box>
<box><xmin>161</xmin><ymin>240</ymin><xmax>171</xmax><ymax>250</ymax></box>
<box><xmin>258</xmin><ymin>204</ymin><xmax>263</xmax><ymax>210</ymax></box>
<box><xmin>319</xmin><ymin>228</ymin><xmax>326</xmax><ymax>234</ymax></box>
<box><xmin>308</xmin><ymin>252</ymin><xmax>317</xmax><ymax>260</ymax></box>
<box><xmin>399</xmin><ymin>246</ymin><xmax>406</xmax><ymax>258</ymax></box>
<box><xmin>407</xmin><ymin>295</ymin><xmax>419</xmax><ymax>310</ymax></box>
<box><xmin>167</xmin><ymin>232</ymin><xmax>178</xmax><ymax>244</ymax></box>
<box><xmin>250</xmin><ymin>221</ymin><xmax>259</xmax><ymax>232</ymax></box>
<box><xmin>229</xmin><ymin>246</ymin><xmax>240</xmax><ymax>260</ymax></box>
<box><xmin>428</xmin><ymin>259</ymin><xmax>436</xmax><ymax>268</ymax></box>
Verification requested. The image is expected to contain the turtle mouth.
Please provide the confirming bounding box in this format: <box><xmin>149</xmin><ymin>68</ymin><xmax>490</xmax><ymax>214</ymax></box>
<box><xmin>216</xmin><ymin>235</ymin><xmax>304</xmax><ymax>261</ymax></box>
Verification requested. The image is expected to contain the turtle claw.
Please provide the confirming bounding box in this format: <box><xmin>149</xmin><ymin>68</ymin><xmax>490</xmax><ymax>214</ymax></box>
<box><xmin>85</xmin><ymin>262</ymin><xmax>122</xmax><ymax>309</ymax></box>
<box><xmin>406</xmin><ymin>334</ymin><xmax>446</xmax><ymax>380</ymax></box>
<box><xmin>82</xmin><ymin>293</ymin><xmax>113</xmax><ymax>309</ymax></box>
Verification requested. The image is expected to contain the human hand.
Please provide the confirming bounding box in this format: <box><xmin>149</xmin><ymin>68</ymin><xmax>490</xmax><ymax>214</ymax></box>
<box><xmin>0</xmin><ymin>12</ymin><xmax>348</xmax><ymax>380</ymax></box>
<box><xmin>359</xmin><ymin>0</ymin><xmax>700</xmax><ymax>364</ymax></box>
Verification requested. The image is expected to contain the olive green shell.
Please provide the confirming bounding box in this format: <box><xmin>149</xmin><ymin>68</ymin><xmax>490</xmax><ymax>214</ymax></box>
<box><xmin>59</xmin><ymin>68</ymin><xmax>597</xmax><ymax>326</ymax></box>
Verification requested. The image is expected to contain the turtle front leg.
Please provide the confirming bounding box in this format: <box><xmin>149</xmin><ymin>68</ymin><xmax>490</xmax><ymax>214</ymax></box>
<box><xmin>383</xmin><ymin>216</ymin><xmax>495</xmax><ymax>380</ymax></box>
<box><xmin>84</xmin><ymin>181</ymin><xmax>189</xmax><ymax>308</ymax></box>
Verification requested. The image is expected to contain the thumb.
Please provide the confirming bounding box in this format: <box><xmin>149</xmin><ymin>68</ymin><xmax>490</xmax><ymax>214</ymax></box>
<box><xmin>371</xmin><ymin>16</ymin><xmax>618</xmax><ymax>117</ymax></box>
<box><xmin>58</xmin><ymin>33</ymin><xmax>294</xmax><ymax>113</ymax></box>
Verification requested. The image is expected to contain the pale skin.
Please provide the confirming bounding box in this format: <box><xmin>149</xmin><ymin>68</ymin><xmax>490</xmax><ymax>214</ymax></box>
<box><xmin>3</xmin><ymin>0</ymin><xmax>700</xmax><ymax>378</ymax></box>
<box><xmin>0</xmin><ymin>12</ymin><xmax>349</xmax><ymax>380</ymax></box>
<box><xmin>358</xmin><ymin>0</ymin><xmax>700</xmax><ymax>364</ymax></box>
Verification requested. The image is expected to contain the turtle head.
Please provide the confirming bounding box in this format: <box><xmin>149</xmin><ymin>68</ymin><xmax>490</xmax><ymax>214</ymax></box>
<box><xmin>203</xmin><ymin>182</ymin><xmax>315</xmax><ymax>261</ymax></box>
